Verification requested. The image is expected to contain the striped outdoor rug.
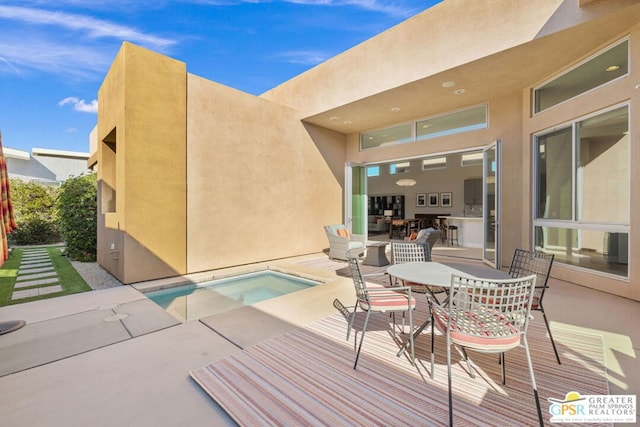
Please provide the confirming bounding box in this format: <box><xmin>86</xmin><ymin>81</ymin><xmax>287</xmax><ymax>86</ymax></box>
<box><xmin>191</xmin><ymin>306</ymin><xmax>609</xmax><ymax>426</ymax></box>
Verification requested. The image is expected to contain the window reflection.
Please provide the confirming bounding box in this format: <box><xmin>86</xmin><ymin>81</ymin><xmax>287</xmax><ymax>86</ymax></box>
<box><xmin>535</xmin><ymin>226</ymin><xmax>628</xmax><ymax>277</ymax></box>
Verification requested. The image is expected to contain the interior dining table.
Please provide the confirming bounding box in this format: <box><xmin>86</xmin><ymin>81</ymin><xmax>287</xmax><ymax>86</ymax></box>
<box><xmin>388</xmin><ymin>218</ymin><xmax>422</xmax><ymax>238</ymax></box>
<box><xmin>386</xmin><ymin>261</ymin><xmax>512</xmax><ymax>356</ymax></box>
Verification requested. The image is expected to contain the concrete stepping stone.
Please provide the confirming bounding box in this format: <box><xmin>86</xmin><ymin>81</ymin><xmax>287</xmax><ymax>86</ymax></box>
<box><xmin>17</xmin><ymin>266</ymin><xmax>54</xmax><ymax>275</ymax></box>
<box><xmin>16</xmin><ymin>271</ymin><xmax>58</xmax><ymax>282</ymax></box>
<box><xmin>21</xmin><ymin>257</ymin><xmax>50</xmax><ymax>263</ymax></box>
<box><xmin>19</xmin><ymin>262</ymin><xmax>52</xmax><ymax>270</ymax></box>
<box><xmin>12</xmin><ymin>285</ymin><xmax>63</xmax><ymax>300</ymax></box>
<box><xmin>22</xmin><ymin>251</ymin><xmax>49</xmax><ymax>256</ymax></box>
<box><xmin>14</xmin><ymin>278</ymin><xmax>59</xmax><ymax>289</ymax></box>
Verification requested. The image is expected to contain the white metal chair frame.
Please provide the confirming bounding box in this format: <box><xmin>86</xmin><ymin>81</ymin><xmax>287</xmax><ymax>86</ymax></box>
<box><xmin>429</xmin><ymin>274</ymin><xmax>543</xmax><ymax>427</ymax></box>
<box><xmin>346</xmin><ymin>251</ymin><xmax>416</xmax><ymax>369</ymax></box>
<box><xmin>389</xmin><ymin>240</ymin><xmax>449</xmax><ymax>367</ymax></box>
<box><xmin>509</xmin><ymin>248</ymin><xmax>560</xmax><ymax>364</ymax></box>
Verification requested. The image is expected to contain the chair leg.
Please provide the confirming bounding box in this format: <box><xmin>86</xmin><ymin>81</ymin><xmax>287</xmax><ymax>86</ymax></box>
<box><xmin>430</xmin><ymin>312</ymin><xmax>435</xmax><ymax>379</ymax></box>
<box><xmin>459</xmin><ymin>347</ymin><xmax>476</xmax><ymax>379</ymax></box>
<box><xmin>354</xmin><ymin>310</ymin><xmax>371</xmax><ymax>369</ymax></box>
<box><xmin>347</xmin><ymin>299</ymin><xmax>358</xmax><ymax>341</ymax></box>
<box><xmin>539</xmin><ymin>305</ymin><xmax>561</xmax><ymax>365</ymax></box>
<box><xmin>523</xmin><ymin>338</ymin><xmax>544</xmax><ymax>427</ymax></box>
<box><xmin>408</xmin><ymin>306</ymin><xmax>415</xmax><ymax>365</ymax></box>
<box><xmin>446</xmin><ymin>325</ymin><xmax>453</xmax><ymax>427</ymax></box>
<box><xmin>500</xmin><ymin>352</ymin><xmax>506</xmax><ymax>385</ymax></box>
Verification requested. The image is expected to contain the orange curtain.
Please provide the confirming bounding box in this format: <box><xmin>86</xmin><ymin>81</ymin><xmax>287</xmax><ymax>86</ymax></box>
<box><xmin>0</xmin><ymin>131</ymin><xmax>17</xmax><ymax>264</ymax></box>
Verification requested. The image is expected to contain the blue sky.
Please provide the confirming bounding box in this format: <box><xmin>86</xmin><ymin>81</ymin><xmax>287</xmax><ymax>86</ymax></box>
<box><xmin>0</xmin><ymin>0</ymin><xmax>441</xmax><ymax>153</ymax></box>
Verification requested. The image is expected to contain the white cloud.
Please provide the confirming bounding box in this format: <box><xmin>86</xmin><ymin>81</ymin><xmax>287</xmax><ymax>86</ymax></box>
<box><xmin>282</xmin><ymin>0</ymin><xmax>418</xmax><ymax>17</ymax></box>
<box><xmin>180</xmin><ymin>0</ymin><xmax>420</xmax><ymax>17</ymax></box>
<box><xmin>0</xmin><ymin>37</ymin><xmax>110</xmax><ymax>79</ymax></box>
<box><xmin>274</xmin><ymin>50</ymin><xmax>331</xmax><ymax>65</ymax></box>
<box><xmin>0</xmin><ymin>5</ymin><xmax>176</xmax><ymax>50</ymax></box>
<box><xmin>59</xmin><ymin>97</ymin><xmax>98</xmax><ymax>114</ymax></box>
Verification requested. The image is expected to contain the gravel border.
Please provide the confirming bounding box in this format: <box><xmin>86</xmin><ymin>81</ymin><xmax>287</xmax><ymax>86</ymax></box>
<box><xmin>69</xmin><ymin>260</ymin><xmax>123</xmax><ymax>290</ymax></box>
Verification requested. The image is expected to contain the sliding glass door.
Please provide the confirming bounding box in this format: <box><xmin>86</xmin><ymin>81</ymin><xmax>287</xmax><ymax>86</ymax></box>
<box><xmin>344</xmin><ymin>162</ymin><xmax>367</xmax><ymax>240</ymax></box>
<box><xmin>483</xmin><ymin>140</ymin><xmax>501</xmax><ymax>267</ymax></box>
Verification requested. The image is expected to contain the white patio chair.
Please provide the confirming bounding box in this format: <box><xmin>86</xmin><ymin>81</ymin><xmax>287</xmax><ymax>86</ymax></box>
<box><xmin>346</xmin><ymin>251</ymin><xmax>417</xmax><ymax>368</ymax></box>
<box><xmin>429</xmin><ymin>273</ymin><xmax>543</xmax><ymax>427</ymax></box>
<box><xmin>509</xmin><ymin>248</ymin><xmax>560</xmax><ymax>364</ymax></box>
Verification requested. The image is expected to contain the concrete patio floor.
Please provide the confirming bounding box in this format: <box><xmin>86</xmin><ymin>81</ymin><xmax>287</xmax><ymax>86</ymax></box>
<box><xmin>0</xmin><ymin>253</ymin><xmax>637</xmax><ymax>426</ymax></box>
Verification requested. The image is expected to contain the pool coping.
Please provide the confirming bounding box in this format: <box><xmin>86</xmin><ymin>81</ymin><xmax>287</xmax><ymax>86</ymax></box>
<box><xmin>132</xmin><ymin>256</ymin><xmax>336</xmax><ymax>294</ymax></box>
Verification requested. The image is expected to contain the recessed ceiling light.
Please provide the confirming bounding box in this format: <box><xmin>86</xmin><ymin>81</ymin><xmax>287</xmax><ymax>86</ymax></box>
<box><xmin>606</xmin><ymin>65</ymin><xmax>620</xmax><ymax>72</ymax></box>
<box><xmin>329</xmin><ymin>116</ymin><xmax>339</xmax><ymax>121</ymax></box>
<box><xmin>343</xmin><ymin>120</ymin><xmax>352</xmax><ymax>125</ymax></box>
<box><xmin>454</xmin><ymin>89</ymin><xmax>466</xmax><ymax>95</ymax></box>
<box><xmin>391</xmin><ymin>107</ymin><xmax>400</xmax><ymax>112</ymax></box>
<box><xmin>422</xmin><ymin>124</ymin><xmax>430</xmax><ymax>128</ymax></box>
<box><xmin>368</xmin><ymin>136</ymin><xmax>374</xmax><ymax>139</ymax></box>
<box><xmin>442</xmin><ymin>81</ymin><xmax>456</xmax><ymax>88</ymax></box>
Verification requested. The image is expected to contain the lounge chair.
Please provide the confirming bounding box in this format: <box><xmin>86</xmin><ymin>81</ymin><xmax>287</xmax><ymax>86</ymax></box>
<box><xmin>324</xmin><ymin>225</ymin><xmax>365</xmax><ymax>261</ymax></box>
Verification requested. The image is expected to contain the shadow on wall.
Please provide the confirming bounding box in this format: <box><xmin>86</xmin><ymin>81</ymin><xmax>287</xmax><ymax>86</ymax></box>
<box><xmin>303</xmin><ymin>122</ymin><xmax>348</xmax><ymax>186</ymax></box>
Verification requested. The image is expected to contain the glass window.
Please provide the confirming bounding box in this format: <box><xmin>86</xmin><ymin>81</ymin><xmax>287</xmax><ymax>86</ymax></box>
<box><xmin>389</xmin><ymin>162</ymin><xmax>410</xmax><ymax>174</ymax></box>
<box><xmin>360</xmin><ymin>123</ymin><xmax>412</xmax><ymax>150</ymax></box>
<box><xmin>366</xmin><ymin>165</ymin><xmax>380</xmax><ymax>177</ymax></box>
<box><xmin>359</xmin><ymin>105</ymin><xmax>486</xmax><ymax>150</ymax></box>
<box><xmin>416</xmin><ymin>105</ymin><xmax>487</xmax><ymax>140</ymax></box>
<box><xmin>534</xmin><ymin>40</ymin><xmax>628</xmax><ymax>113</ymax></box>
<box><xmin>576</xmin><ymin>106</ymin><xmax>629</xmax><ymax>223</ymax></box>
<box><xmin>422</xmin><ymin>157</ymin><xmax>446</xmax><ymax>170</ymax></box>
<box><xmin>533</xmin><ymin>105</ymin><xmax>629</xmax><ymax>278</ymax></box>
<box><xmin>461</xmin><ymin>151</ymin><xmax>483</xmax><ymax>167</ymax></box>
<box><xmin>536</xmin><ymin>127</ymin><xmax>573</xmax><ymax>220</ymax></box>
<box><xmin>535</xmin><ymin>227</ymin><xmax>628</xmax><ymax>277</ymax></box>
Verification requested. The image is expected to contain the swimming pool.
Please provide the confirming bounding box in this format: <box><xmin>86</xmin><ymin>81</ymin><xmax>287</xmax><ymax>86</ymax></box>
<box><xmin>144</xmin><ymin>270</ymin><xmax>321</xmax><ymax>321</ymax></box>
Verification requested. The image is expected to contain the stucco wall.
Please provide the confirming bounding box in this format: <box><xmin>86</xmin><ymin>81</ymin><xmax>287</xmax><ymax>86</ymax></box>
<box><xmin>186</xmin><ymin>75</ymin><xmax>344</xmax><ymax>273</ymax></box>
<box><xmin>97</xmin><ymin>43</ymin><xmax>187</xmax><ymax>284</ymax></box>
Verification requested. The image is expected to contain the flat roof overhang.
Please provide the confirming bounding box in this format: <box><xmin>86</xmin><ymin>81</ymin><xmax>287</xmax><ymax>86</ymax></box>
<box><xmin>302</xmin><ymin>3</ymin><xmax>640</xmax><ymax>135</ymax></box>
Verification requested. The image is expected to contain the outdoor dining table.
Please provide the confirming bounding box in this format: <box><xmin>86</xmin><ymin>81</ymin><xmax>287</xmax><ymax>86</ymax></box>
<box><xmin>386</xmin><ymin>261</ymin><xmax>512</xmax><ymax>356</ymax></box>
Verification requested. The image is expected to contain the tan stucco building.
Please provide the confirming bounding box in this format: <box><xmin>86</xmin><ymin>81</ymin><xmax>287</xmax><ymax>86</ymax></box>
<box><xmin>92</xmin><ymin>0</ymin><xmax>640</xmax><ymax>302</ymax></box>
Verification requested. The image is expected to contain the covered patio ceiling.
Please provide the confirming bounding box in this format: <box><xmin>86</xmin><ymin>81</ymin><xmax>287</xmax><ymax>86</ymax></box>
<box><xmin>302</xmin><ymin>3</ymin><xmax>640</xmax><ymax>135</ymax></box>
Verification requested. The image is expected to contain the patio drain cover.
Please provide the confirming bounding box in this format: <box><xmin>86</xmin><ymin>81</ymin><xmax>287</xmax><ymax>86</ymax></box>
<box><xmin>0</xmin><ymin>320</ymin><xmax>27</xmax><ymax>335</ymax></box>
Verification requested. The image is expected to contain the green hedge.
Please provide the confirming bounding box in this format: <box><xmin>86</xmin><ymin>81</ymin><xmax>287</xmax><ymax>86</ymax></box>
<box><xmin>57</xmin><ymin>173</ymin><xmax>97</xmax><ymax>262</ymax></box>
<box><xmin>8</xmin><ymin>179</ymin><xmax>61</xmax><ymax>245</ymax></box>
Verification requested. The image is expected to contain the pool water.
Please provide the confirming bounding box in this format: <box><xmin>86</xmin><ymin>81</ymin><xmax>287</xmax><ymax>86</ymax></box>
<box><xmin>144</xmin><ymin>270</ymin><xmax>321</xmax><ymax>321</ymax></box>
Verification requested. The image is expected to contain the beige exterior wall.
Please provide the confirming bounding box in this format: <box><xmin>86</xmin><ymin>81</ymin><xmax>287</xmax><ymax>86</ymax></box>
<box><xmin>186</xmin><ymin>75</ymin><xmax>344</xmax><ymax>272</ymax></box>
<box><xmin>97</xmin><ymin>43</ymin><xmax>187</xmax><ymax>284</ymax></box>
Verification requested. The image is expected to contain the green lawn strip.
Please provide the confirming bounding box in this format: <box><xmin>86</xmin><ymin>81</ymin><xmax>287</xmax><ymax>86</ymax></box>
<box><xmin>0</xmin><ymin>248</ymin><xmax>22</xmax><ymax>306</ymax></box>
<box><xmin>0</xmin><ymin>246</ymin><xmax>92</xmax><ymax>306</ymax></box>
<box><xmin>48</xmin><ymin>247</ymin><xmax>92</xmax><ymax>294</ymax></box>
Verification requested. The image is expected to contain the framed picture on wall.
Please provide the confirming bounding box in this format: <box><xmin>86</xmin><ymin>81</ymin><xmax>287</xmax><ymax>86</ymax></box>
<box><xmin>416</xmin><ymin>193</ymin><xmax>426</xmax><ymax>207</ymax></box>
<box><xmin>440</xmin><ymin>192</ymin><xmax>452</xmax><ymax>208</ymax></box>
<box><xmin>428</xmin><ymin>192</ymin><xmax>439</xmax><ymax>207</ymax></box>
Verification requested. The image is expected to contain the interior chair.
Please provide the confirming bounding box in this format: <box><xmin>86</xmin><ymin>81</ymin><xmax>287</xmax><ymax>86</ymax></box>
<box><xmin>323</xmin><ymin>225</ymin><xmax>365</xmax><ymax>261</ymax></box>
<box><xmin>429</xmin><ymin>274</ymin><xmax>543</xmax><ymax>427</ymax></box>
<box><xmin>509</xmin><ymin>248</ymin><xmax>560</xmax><ymax>364</ymax></box>
<box><xmin>389</xmin><ymin>219</ymin><xmax>405</xmax><ymax>239</ymax></box>
<box><xmin>346</xmin><ymin>251</ymin><xmax>416</xmax><ymax>369</ymax></box>
<box><xmin>406</xmin><ymin>227</ymin><xmax>443</xmax><ymax>252</ymax></box>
